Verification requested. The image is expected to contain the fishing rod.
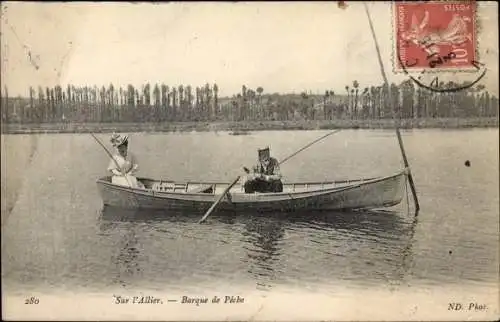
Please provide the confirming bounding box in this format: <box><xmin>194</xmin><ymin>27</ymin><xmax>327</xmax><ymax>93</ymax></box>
<box><xmin>280</xmin><ymin>129</ymin><xmax>342</xmax><ymax>165</ymax></box>
<box><xmin>90</xmin><ymin>133</ymin><xmax>134</xmax><ymax>188</ymax></box>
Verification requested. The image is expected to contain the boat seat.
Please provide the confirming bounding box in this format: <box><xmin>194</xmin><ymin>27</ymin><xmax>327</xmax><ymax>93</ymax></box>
<box><xmin>151</xmin><ymin>181</ymin><xmax>176</xmax><ymax>192</ymax></box>
<box><xmin>188</xmin><ymin>184</ymin><xmax>215</xmax><ymax>194</ymax></box>
<box><xmin>151</xmin><ymin>181</ymin><xmax>215</xmax><ymax>194</ymax></box>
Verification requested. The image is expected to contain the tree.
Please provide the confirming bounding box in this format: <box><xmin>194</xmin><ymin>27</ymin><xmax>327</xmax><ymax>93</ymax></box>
<box><xmin>91</xmin><ymin>86</ymin><xmax>97</xmax><ymax>122</ymax></box>
<box><xmin>49</xmin><ymin>88</ymin><xmax>55</xmax><ymax>122</ymax></box>
<box><xmin>134</xmin><ymin>89</ymin><xmax>140</xmax><ymax>120</ymax></box>
<box><xmin>127</xmin><ymin>85</ymin><xmax>135</xmax><ymax>106</ymax></box>
<box><xmin>144</xmin><ymin>83</ymin><xmax>151</xmax><ymax>106</ymax></box>
<box><xmin>55</xmin><ymin>85</ymin><xmax>63</xmax><ymax>121</ymax></box>
<box><xmin>388</xmin><ymin>83</ymin><xmax>399</xmax><ymax>119</ymax></box>
<box><xmin>171</xmin><ymin>87</ymin><xmax>177</xmax><ymax>121</ymax></box>
<box><xmin>475</xmin><ymin>84</ymin><xmax>486</xmax><ymax>116</ymax></box>
<box><xmin>484</xmin><ymin>91</ymin><xmax>491</xmax><ymax>117</ymax></box>
<box><xmin>165</xmin><ymin>85</ymin><xmax>170</xmax><ymax>120</ymax></box>
<box><xmin>90</xmin><ymin>85</ymin><xmax>96</xmax><ymax>108</ymax></box>
<box><xmin>399</xmin><ymin>80</ymin><xmax>414</xmax><ymax>118</ymax></box>
<box><xmin>202</xmin><ymin>83</ymin><xmax>209</xmax><ymax>120</ymax></box>
<box><xmin>360</xmin><ymin>87</ymin><xmax>369</xmax><ymax>119</ymax></box>
<box><xmin>369</xmin><ymin>86</ymin><xmax>376</xmax><ymax>119</ymax></box>
<box><xmin>159</xmin><ymin>84</ymin><xmax>166</xmax><ymax>121</ymax></box>
<box><xmin>178</xmin><ymin>85</ymin><xmax>184</xmax><ymax>121</ymax></box>
<box><xmin>490</xmin><ymin>96</ymin><xmax>499</xmax><ymax>118</ymax></box>
<box><xmin>65</xmin><ymin>85</ymin><xmax>71</xmax><ymax>120</ymax></box>
<box><xmin>231</xmin><ymin>99</ymin><xmax>238</xmax><ymax>121</ymax></box>
<box><xmin>195</xmin><ymin>87</ymin><xmax>201</xmax><ymax>120</ymax></box>
<box><xmin>27</xmin><ymin>86</ymin><xmax>35</xmax><ymax>123</ymax></box>
<box><xmin>213</xmin><ymin>83</ymin><xmax>219</xmax><ymax>119</ymax></box>
<box><xmin>108</xmin><ymin>83</ymin><xmax>115</xmax><ymax>121</ymax></box>
<box><xmin>185</xmin><ymin>85</ymin><xmax>192</xmax><ymax>121</ymax></box>
<box><xmin>241</xmin><ymin>85</ymin><xmax>247</xmax><ymax>120</ymax></box>
<box><xmin>345</xmin><ymin>85</ymin><xmax>350</xmax><ymax>118</ymax></box>
<box><xmin>353</xmin><ymin>80</ymin><xmax>359</xmax><ymax>119</ymax></box>
<box><xmin>246</xmin><ymin>89</ymin><xmax>256</xmax><ymax>119</ymax></box>
<box><xmin>99</xmin><ymin>86</ymin><xmax>105</xmax><ymax>121</ymax></box>
<box><xmin>350</xmin><ymin>89</ymin><xmax>355</xmax><ymax>119</ymax></box>
<box><xmin>153</xmin><ymin>84</ymin><xmax>160</xmax><ymax>121</ymax></box>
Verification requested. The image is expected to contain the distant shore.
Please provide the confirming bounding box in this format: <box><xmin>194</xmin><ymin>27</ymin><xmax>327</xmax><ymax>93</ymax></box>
<box><xmin>1</xmin><ymin>117</ymin><xmax>498</xmax><ymax>134</ymax></box>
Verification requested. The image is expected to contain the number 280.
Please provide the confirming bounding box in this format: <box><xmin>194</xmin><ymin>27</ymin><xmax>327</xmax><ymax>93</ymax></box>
<box><xmin>25</xmin><ymin>297</ymin><xmax>39</xmax><ymax>304</ymax></box>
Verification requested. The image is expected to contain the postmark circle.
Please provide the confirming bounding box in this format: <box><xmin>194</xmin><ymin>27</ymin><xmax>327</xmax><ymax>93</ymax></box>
<box><xmin>396</xmin><ymin>47</ymin><xmax>487</xmax><ymax>93</ymax></box>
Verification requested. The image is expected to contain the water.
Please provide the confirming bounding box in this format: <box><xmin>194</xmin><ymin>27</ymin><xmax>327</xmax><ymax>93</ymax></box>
<box><xmin>1</xmin><ymin>129</ymin><xmax>499</xmax><ymax>298</ymax></box>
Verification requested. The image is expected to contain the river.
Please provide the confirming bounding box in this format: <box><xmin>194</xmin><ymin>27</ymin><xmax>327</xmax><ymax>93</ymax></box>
<box><xmin>1</xmin><ymin>128</ymin><xmax>498</xmax><ymax>319</ymax></box>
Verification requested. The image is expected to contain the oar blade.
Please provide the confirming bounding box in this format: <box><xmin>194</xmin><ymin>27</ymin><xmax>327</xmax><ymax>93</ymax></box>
<box><xmin>198</xmin><ymin>176</ymin><xmax>241</xmax><ymax>224</ymax></box>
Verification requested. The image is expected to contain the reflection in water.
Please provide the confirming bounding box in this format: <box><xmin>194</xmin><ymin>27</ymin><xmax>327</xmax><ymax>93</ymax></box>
<box><xmin>98</xmin><ymin>205</ymin><xmax>417</xmax><ymax>290</ymax></box>
<box><xmin>98</xmin><ymin>209</ymin><xmax>142</xmax><ymax>288</ymax></box>
<box><xmin>271</xmin><ymin>210</ymin><xmax>418</xmax><ymax>288</ymax></box>
<box><xmin>114</xmin><ymin>228</ymin><xmax>140</xmax><ymax>287</ymax></box>
<box><xmin>99</xmin><ymin>205</ymin><xmax>199</xmax><ymax>224</ymax></box>
<box><xmin>241</xmin><ymin>216</ymin><xmax>285</xmax><ymax>291</ymax></box>
<box><xmin>400</xmin><ymin>179</ymin><xmax>419</xmax><ymax>276</ymax></box>
<box><xmin>401</xmin><ymin>215</ymin><xmax>419</xmax><ymax>280</ymax></box>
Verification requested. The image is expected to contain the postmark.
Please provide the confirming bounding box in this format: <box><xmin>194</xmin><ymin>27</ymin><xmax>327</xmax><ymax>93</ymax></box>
<box><xmin>393</xmin><ymin>1</ymin><xmax>487</xmax><ymax>92</ymax></box>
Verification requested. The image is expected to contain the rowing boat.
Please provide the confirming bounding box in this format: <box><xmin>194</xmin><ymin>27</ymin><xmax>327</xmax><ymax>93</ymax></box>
<box><xmin>96</xmin><ymin>168</ymin><xmax>408</xmax><ymax>212</ymax></box>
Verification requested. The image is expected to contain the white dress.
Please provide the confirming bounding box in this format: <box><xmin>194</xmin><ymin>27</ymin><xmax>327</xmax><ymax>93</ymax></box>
<box><xmin>107</xmin><ymin>152</ymin><xmax>145</xmax><ymax>189</ymax></box>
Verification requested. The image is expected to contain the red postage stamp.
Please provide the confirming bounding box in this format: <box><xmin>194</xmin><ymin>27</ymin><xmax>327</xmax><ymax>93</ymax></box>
<box><xmin>394</xmin><ymin>1</ymin><xmax>477</xmax><ymax>72</ymax></box>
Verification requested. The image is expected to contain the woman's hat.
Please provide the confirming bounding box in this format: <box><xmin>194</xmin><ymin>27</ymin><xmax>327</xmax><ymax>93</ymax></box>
<box><xmin>110</xmin><ymin>133</ymin><xmax>129</xmax><ymax>147</ymax></box>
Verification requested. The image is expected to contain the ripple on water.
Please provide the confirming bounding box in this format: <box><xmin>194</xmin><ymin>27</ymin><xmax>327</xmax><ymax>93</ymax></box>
<box><xmin>1</xmin><ymin>130</ymin><xmax>498</xmax><ymax>294</ymax></box>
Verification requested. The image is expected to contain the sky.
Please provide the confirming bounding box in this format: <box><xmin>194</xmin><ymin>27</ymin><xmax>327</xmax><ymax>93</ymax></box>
<box><xmin>1</xmin><ymin>1</ymin><xmax>498</xmax><ymax>98</ymax></box>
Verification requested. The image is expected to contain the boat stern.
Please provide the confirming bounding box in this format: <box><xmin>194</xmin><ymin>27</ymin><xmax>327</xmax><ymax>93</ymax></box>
<box><xmin>96</xmin><ymin>176</ymin><xmax>141</xmax><ymax>208</ymax></box>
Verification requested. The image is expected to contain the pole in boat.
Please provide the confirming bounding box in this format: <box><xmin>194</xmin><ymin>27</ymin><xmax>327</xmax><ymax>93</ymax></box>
<box><xmin>396</xmin><ymin>130</ymin><xmax>420</xmax><ymax>212</ymax></box>
<box><xmin>243</xmin><ymin>129</ymin><xmax>342</xmax><ymax>173</ymax></box>
<box><xmin>363</xmin><ymin>2</ymin><xmax>420</xmax><ymax>214</ymax></box>
<box><xmin>90</xmin><ymin>133</ymin><xmax>133</xmax><ymax>188</ymax></box>
<box><xmin>198</xmin><ymin>175</ymin><xmax>241</xmax><ymax>224</ymax></box>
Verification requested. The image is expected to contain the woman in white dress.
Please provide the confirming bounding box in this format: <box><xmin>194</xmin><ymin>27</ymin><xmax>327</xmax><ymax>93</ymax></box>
<box><xmin>107</xmin><ymin>133</ymin><xmax>145</xmax><ymax>189</ymax></box>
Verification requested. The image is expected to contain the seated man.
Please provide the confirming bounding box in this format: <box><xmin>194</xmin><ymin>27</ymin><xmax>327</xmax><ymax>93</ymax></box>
<box><xmin>244</xmin><ymin>147</ymin><xmax>283</xmax><ymax>193</ymax></box>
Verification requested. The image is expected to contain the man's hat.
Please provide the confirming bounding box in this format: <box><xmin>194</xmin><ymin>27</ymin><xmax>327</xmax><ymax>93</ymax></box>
<box><xmin>110</xmin><ymin>133</ymin><xmax>129</xmax><ymax>147</ymax></box>
<box><xmin>258</xmin><ymin>146</ymin><xmax>270</xmax><ymax>159</ymax></box>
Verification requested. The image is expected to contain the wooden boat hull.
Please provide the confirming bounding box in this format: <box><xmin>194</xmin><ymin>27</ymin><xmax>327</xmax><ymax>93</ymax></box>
<box><xmin>96</xmin><ymin>169</ymin><xmax>408</xmax><ymax>213</ymax></box>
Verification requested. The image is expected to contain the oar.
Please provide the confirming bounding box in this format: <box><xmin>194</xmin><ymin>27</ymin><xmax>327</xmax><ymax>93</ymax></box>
<box><xmin>90</xmin><ymin>133</ymin><xmax>133</xmax><ymax>188</ymax></box>
<box><xmin>242</xmin><ymin>129</ymin><xmax>342</xmax><ymax>174</ymax></box>
<box><xmin>198</xmin><ymin>176</ymin><xmax>241</xmax><ymax>224</ymax></box>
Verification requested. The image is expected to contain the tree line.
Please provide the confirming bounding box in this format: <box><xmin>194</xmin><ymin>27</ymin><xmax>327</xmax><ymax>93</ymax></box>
<box><xmin>1</xmin><ymin>83</ymin><xmax>221</xmax><ymax>123</ymax></box>
<box><xmin>1</xmin><ymin>80</ymin><xmax>498</xmax><ymax>124</ymax></box>
<box><xmin>334</xmin><ymin>80</ymin><xmax>499</xmax><ymax>120</ymax></box>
